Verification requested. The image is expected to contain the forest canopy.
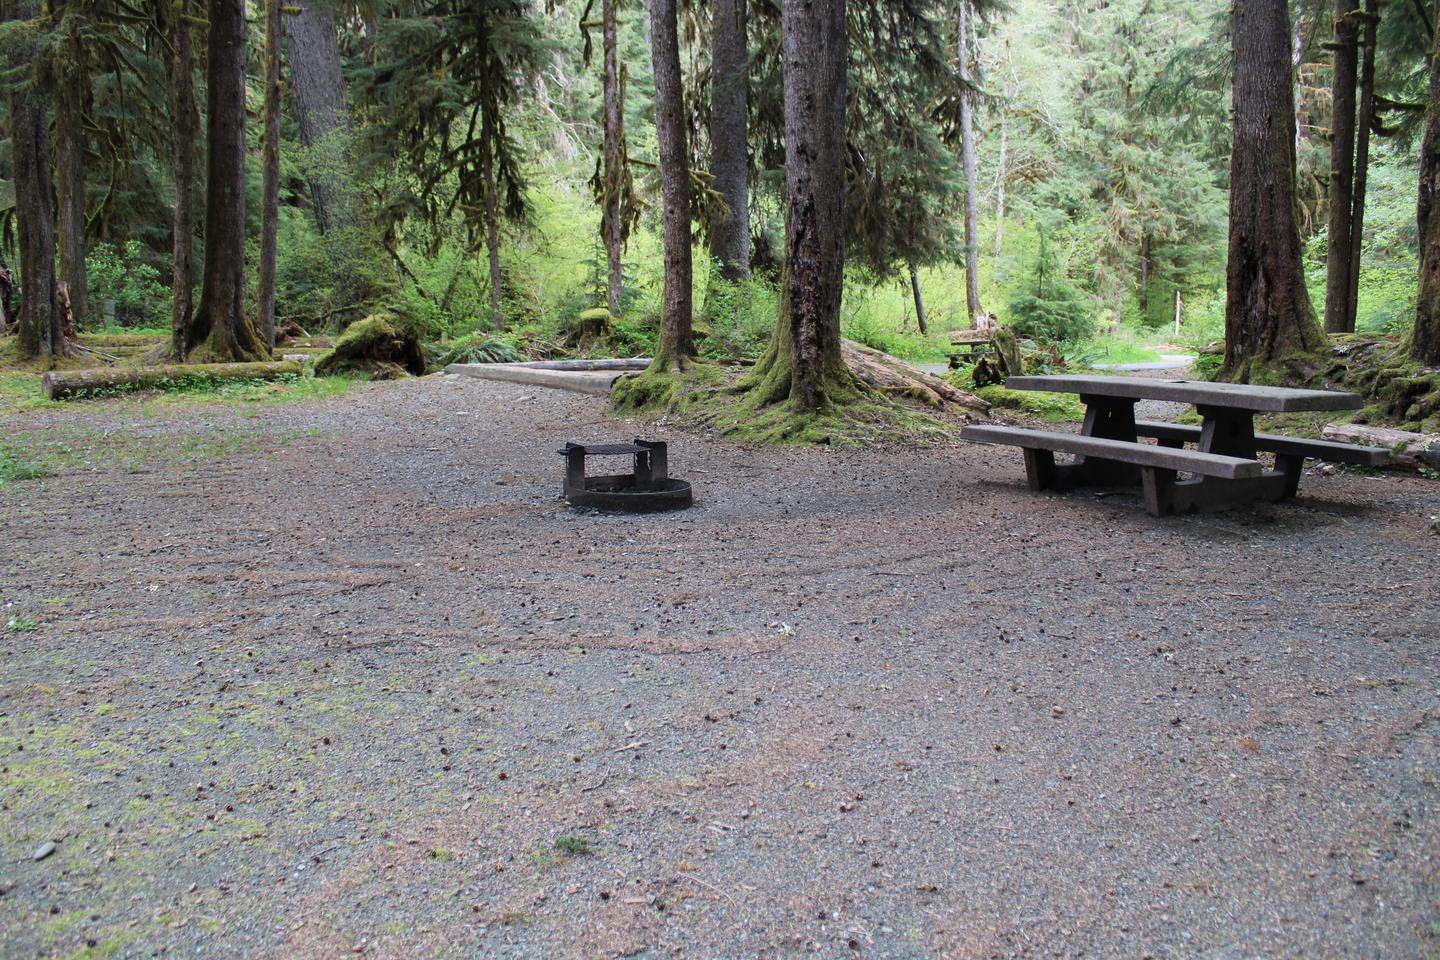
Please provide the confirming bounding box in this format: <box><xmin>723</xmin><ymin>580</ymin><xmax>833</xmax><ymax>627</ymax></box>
<box><xmin>0</xmin><ymin>0</ymin><xmax>1435</xmax><ymax>386</ymax></box>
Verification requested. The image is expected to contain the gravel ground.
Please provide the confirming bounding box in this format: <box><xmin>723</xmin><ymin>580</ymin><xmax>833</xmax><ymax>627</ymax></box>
<box><xmin>1</xmin><ymin>373</ymin><xmax>1437</xmax><ymax>959</ymax></box>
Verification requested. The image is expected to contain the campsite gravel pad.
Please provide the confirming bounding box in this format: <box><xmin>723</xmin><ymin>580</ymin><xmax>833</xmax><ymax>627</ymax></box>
<box><xmin>1</xmin><ymin>373</ymin><xmax>1437</xmax><ymax>958</ymax></box>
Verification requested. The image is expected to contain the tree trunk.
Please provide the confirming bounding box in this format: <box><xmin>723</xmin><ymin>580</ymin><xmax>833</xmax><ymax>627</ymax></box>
<box><xmin>1222</xmin><ymin>0</ymin><xmax>1324</xmax><ymax>381</ymax></box>
<box><xmin>993</xmin><ymin>110</ymin><xmax>1007</xmax><ymax>257</ymax></box>
<box><xmin>908</xmin><ymin>263</ymin><xmax>929</xmax><ymax>335</ymax></box>
<box><xmin>258</xmin><ymin>0</ymin><xmax>283</xmax><ymax>351</ymax></box>
<box><xmin>1345</xmin><ymin>0</ymin><xmax>1380</xmax><ymax>333</ymax></box>
<box><xmin>709</xmin><ymin>0</ymin><xmax>749</xmax><ymax>282</ymax></box>
<box><xmin>744</xmin><ymin>0</ymin><xmax>850</xmax><ymax>411</ymax></box>
<box><xmin>957</xmin><ymin>0</ymin><xmax>983</xmax><ymax>327</ymax></box>
<box><xmin>648</xmin><ymin>0</ymin><xmax>693</xmax><ymax>368</ymax></box>
<box><xmin>1138</xmin><ymin>232</ymin><xmax>1151</xmax><ymax>317</ymax></box>
<box><xmin>285</xmin><ymin>0</ymin><xmax>350</xmax><ymax>233</ymax></box>
<box><xmin>1413</xmin><ymin>0</ymin><xmax>1440</xmax><ymax>366</ymax></box>
<box><xmin>55</xmin><ymin>64</ymin><xmax>88</xmax><ymax>330</ymax></box>
<box><xmin>171</xmin><ymin>0</ymin><xmax>198</xmax><ymax>360</ymax></box>
<box><xmin>602</xmin><ymin>0</ymin><xmax>624</xmax><ymax>314</ymax></box>
<box><xmin>1324</xmin><ymin>0</ymin><xmax>1360</xmax><ymax>333</ymax></box>
<box><xmin>188</xmin><ymin>0</ymin><xmax>267</xmax><ymax>362</ymax></box>
<box><xmin>7</xmin><ymin>0</ymin><xmax>63</xmax><ymax>359</ymax></box>
<box><xmin>481</xmin><ymin>114</ymin><xmax>505</xmax><ymax>328</ymax></box>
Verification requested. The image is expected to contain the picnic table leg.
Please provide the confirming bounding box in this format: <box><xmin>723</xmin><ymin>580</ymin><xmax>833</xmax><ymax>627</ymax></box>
<box><xmin>1022</xmin><ymin>448</ymin><xmax>1057</xmax><ymax>491</ymax></box>
<box><xmin>1062</xmin><ymin>394</ymin><xmax>1141</xmax><ymax>488</ymax></box>
<box><xmin>1141</xmin><ymin>466</ymin><xmax>1177</xmax><ymax>516</ymax></box>
<box><xmin>1165</xmin><ymin>404</ymin><xmax>1294</xmax><ymax>510</ymax></box>
<box><xmin>1195</xmin><ymin>405</ymin><xmax>1258</xmax><ymax>459</ymax></box>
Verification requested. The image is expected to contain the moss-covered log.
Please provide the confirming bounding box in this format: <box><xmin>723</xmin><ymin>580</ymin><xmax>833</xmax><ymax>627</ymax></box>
<box><xmin>313</xmin><ymin>314</ymin><xmax>426</xmax><ymax>378</ymax></box>
<box><xmin>41</xmin><ymin>360</ymin><xmax>301</xmax><ymax>400</ymax></box>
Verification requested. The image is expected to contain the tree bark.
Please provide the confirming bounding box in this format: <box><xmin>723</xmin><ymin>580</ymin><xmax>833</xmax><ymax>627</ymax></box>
<box><xmin>744</xmin><ymin>0</ymin><xmax>850</xmax><ymax>411</ymax></box>
<box><xmin>908</xmin><ymin>262</ymin><xmax>929</xmax><ymax>335</ymax></box>
<box><xmin>1345</xmin><ymin>0</ymin><xmax>1380</xmax><ymax>333</ymax></box>
<box><xmin>285</xmin><ymin>0</ymin><xmax>350</xmax><ymax>233</ymax></box>
<box><xmin>188</xmin><ymin>0</ymin><xmax>267</xmax><ymax>362</ymax></box>
<box><xmin>1138</xmin><ymin>232</ymin><xmax>1150</xmax><ymax>317</ymax></box>
<box><xmin>648</xmin><ymin>0</ymin><xmax>693</xmax><ymax>368</ymax></box>
<box><xmin>602</xmin><ymin>0</ymin><xmax>624</xmax><ymax>314</ymax></box>
<box><xmin>171</xmin><ymin>0</ymin><xmax>198</xmax><ymax>359</ymax></box>
<box><xmin>1324</xmin><ymin>0</ymin><xmax>1359</xmax><ymax>333</ymax></box>
<box><xmin>258</xmin><ymin>0</ymin><xmax>283</xmax><ymax>350</ymax></box>
<box><xmin>709</xmin><ymin>0</ymin><xmax>749</xmax><ymax>282</ymax></box>
<box><xmin>957</xmin><ymin>0</ymin><xmax>983</xmax><ymax>327</ymax></box>
<box><xmin>7</xmin><ymin>0</ymin><xmax>63</xmax><ymax>359</ymax></box>
<box><xmin>55</xmin><ymin>46</ymin><xmax>88</xmax><ymax>330</ymax></box>
<box><xmin>1222</xmin><ymin>0</ymin><xmax>1324</xmax><ymax>380</ymax></box>
<box><xmin>1413</xmin><ymin>0</ymin><xmax>1440</xmax><ymax>366</ymax></box>
<box><xmin>993</xmin><ymin>109</ymin><xmax>1007</xmax><ymax>257</ymax></box>
<box><xmin>481</xmin><ymin>112</ymin><xmax>505</xmax><ymax>328</ymax></box>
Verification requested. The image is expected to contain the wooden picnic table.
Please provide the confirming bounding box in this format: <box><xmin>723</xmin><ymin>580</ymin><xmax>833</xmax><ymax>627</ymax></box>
<box><xmin>962</xmin><ymin>374</ymin><xmax>1384</xmax><ymax>515</ymax></box>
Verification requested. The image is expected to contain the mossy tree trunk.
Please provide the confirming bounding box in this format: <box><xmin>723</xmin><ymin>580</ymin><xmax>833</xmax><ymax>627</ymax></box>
<box><xmin>54</xmin><ymin>12</ymin><xmax>88</xmax><ymax>330</ymax></box>
<box><xmin>601</xmin><ymin>0</ymin><xmax>624</xmax><ymax>315</ymax></box>
<box><xmin>257</xmin><ymin>0</ymin><xmax>283</xmax><ymax>351</ymax></box>
<box><xmin>187</xmin><ymin>0</ymin><xmax>268</xmax><ymax>363</ymax></box>
<box><xmin>286</xmin><ymin>0</ymin><xmax>350</xmax><ymax>235</ymax></box>
<box><xmin>743</xmin><ymin>0</ymin><xmax>854</xmax><ymax>411</ymax></box>
<box><xmin>1222</xmin><ymin>0</ymin><xmax>1324</xmax><ymax>382</ymax></box>
<box><xmin>957</xmin><ymin>0</ymin><xmax>983</xmax><ymax>327</ymax></box>
<box><xmin>481</xmin><ymin>112</ymin><xmax>506</xmax><ymax>329</ymax></box>
<box><xmin>648</xmin><ymin>0</ymin><xmax>693</xmax><ymax>371</ymax></box>
<box><xmin>709</xmin><ymin>0</ymin><xmax>749</xmax><ymax>282</ymax></box>
<box><xmin>7</xmin><ymin>0</ymin><xmax>65</xmax><ymax>360</ymax></box>
<box><xmin>1413</xmin><ymin>0</ymin><xmax>1440</xmax><ymax>367</ymax></box>
<box><xmin>170</xmin><ymin>0</ymin><xmax>198</xmax><ymax>360</ymax></box>
<box><xmin>1324</xmin><ymin>0</ymin><xmax>1359</xmax><ymax>334</ymax></box>
<box><xmin>1344</xmin><ymin>0</ymin><xmax>1379</xmax><ymax>333</ymax></box>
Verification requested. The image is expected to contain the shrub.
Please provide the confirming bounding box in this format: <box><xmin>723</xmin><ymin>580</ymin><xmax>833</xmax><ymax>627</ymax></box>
<box><xmin>85</xmin><ymin>241</ymin><xmax>169</xmax><ymax>327</ymax></box>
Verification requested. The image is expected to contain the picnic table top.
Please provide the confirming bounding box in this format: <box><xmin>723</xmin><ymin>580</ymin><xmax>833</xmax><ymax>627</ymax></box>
<box><xmin>1005</xmin><ymin>374</ymin><xmax>1363</xmax><ymax>413</ymax></box>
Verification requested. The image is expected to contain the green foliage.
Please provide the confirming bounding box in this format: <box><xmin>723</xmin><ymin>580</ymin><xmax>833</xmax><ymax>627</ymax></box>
<box><xmin>430</xmin><ymin>332</ymin><xmax>524</xmax><ymax>366</ymax></box>
<box><xmin>553</xmin><ymin>834</ymin><xmax>593</xmax><ymax>856</ymax></box>
<box><xmin>6</xmin><ymin>615</ymin><xmax>40</xmax><ymax>633</ymax></box>
<box><xmin>701</xmin><ymin>278</ymin><xmax>776</xmax><ymax>360</ymax></box>
<box><xmin>1006</xmin><ymin>280</ymin><xmax>1095</xmax><ymax>345</ymax></box>
<box><xmin>0</xmin><ymin>445</ymin><xmax>51</xmax><ymax>485</ymax></box>
<box><xmin>85</xmin><ymin>242</ymin><xmax>169</xmax><ymax>328</ymax></box>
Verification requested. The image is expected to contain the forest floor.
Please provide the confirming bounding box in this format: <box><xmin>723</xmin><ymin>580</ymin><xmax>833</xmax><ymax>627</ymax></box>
<box><xmin>2</xmin><ymin>372</ymin><xmax>1438</xmax><ymax>959</ymax></box>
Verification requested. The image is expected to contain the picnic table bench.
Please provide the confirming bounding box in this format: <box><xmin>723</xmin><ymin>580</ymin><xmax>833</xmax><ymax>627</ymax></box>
<box><xmin>961</xmin><ymin>374</ymin><xmax>1385</xmax><ymax>516</ymax></box>
<box><xmin>946</xmin><ymin>331</ymin><xmax>994</xmax><ymax>369</ymax></box>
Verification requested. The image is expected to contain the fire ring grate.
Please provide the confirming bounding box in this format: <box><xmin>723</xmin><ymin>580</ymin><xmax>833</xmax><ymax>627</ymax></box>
<box><xmin>559</xmin><ymin>439</ymin><xmax>693</xmax><ymax>512</ymax></box>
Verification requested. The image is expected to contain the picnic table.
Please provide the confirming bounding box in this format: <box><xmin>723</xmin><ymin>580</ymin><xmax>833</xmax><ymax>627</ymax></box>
<box><xmin>961</xmin><ymin>374</ymin><xmax>1387</xmax><ymax>516</ymax></box>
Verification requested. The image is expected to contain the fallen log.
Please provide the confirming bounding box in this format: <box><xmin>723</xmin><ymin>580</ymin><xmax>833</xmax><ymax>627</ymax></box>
<box><xmin>1320</xmin><ymin>423</ymin><xmax>1440</xmax><ymax>469</ymax></box>
<box><xmin>446</xmin><ymin>362</ymin><xmax>618</xmax><ymax>395</ymax></box>
<box><xmin>512</xmin><ymin>358</ymin><xmax>650</xmax><ymax>372</ymax></box>
<box><xmin>842</xmin><ymin>340</ymin><xmax>990</xmax><ymax>413</ymax></box>
<box><xmin>42</xmin><ymin>360</ymin><xmax>301</xmax><ymax>400</ymax></box>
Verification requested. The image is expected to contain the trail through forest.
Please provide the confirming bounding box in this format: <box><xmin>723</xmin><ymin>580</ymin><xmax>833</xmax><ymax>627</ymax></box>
<box><xmin>2</xmin><ymin>377</ymin><xmax>1437</xmax><ymax>957</ymax></box>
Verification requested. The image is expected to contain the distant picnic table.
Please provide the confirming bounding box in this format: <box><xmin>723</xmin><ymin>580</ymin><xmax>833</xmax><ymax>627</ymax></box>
<box><xmin>962</xmin><ymin>374</ymin><xmax>1386</xmax><ymax>516</ymax></box>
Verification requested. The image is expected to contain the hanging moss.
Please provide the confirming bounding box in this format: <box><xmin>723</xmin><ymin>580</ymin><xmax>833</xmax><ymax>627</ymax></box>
<box><xmin>313</xmin><ymin>314</ymin><xmax>426</xmax><ymax>379</ymax></box>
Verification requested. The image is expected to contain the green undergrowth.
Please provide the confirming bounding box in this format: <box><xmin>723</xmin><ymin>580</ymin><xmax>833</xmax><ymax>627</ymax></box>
<box><xmin>0</xmin><ymin>370</ymin><xmax>360</xmax><ymax>414</ymax></box>
<box><xmin>610</xmin><ymin>362</ymin><xmax>953</xmax><ymax>445</ymax></box>
<box><xmin>971</xmin><ymin>384</ymin><xmax>1086</xmax><ymax>422</ymax></box>
<box><xmin>0</xmin><ymin>445</ymin><xmax>52</xmax><ymax>486</ymax></box>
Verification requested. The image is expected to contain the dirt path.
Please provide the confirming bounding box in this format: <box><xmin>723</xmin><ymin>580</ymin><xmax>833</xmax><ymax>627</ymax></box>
<box><xmin>2</xmin><ymin>374</ymin><xmax>1437</xmax><ymax>958</ymax></box>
